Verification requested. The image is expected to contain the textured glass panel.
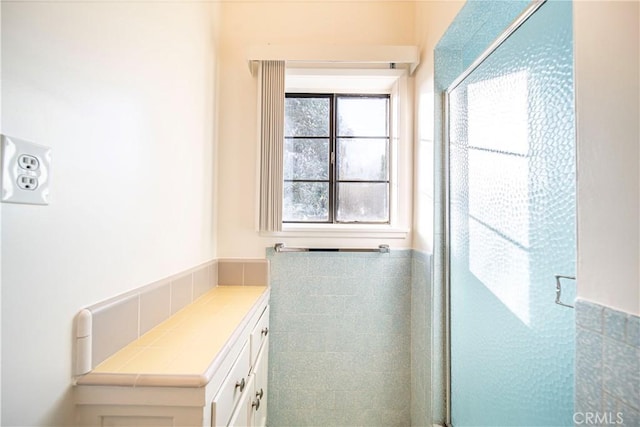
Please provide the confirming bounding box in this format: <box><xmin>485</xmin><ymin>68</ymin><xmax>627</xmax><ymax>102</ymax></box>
<box><xmin>283</xmin><ymin>182</ymin><xmax>328</xmax><ymax>222</ymax></box>
<box><xmin>449</xmin><ymin>1</ymin><xmax>576</xmax><ymax>426</ymax></box>
<box><xmin>284</xmin><ymin>138</ymin><xmax>329</xmax><ymax>180</ymax></box>
<box><xmin>337</xmin><ymin>97</ymin><xmax>388</xmax><ymax>137</ymax></box>
<box><xmin>338</xmin><ymin>138</ymin><xmax>388</xmax><ymax>181</ymax></box>
<box><xmin>468</xmin><ymin>149</ymin><xmax>530</xmax><ymax>246</ymax></box>
<box><xmin>285</xmin><ymin>97</ymin><xmax>329</xmax><ymax>137</ymax></box>
<box><xmin>468</xmin><ymin>71</ymin><xmax>529</xmax><ymax>155</ymax></box>
<box><xmin>336</xmin><ymin>183</ymin><xmax>388</xmax><ymax>223</ymax></box>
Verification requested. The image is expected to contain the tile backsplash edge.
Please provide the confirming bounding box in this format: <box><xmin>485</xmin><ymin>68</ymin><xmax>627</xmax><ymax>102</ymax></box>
<box><xmin>74</xmin><ymin>258</ymin><xmax>270</xmax><ymax>376</ymax></box>
<box><xmin>74</xmin><ymin>259</ymin><xmax>218</xmax><ymax>375</ymax></box>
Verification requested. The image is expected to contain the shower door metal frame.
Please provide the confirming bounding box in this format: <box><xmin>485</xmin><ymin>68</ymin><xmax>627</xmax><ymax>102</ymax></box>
<box><xmin>442</xmin><ymin>1</ymin><xmax>548</xmax><ymax>425</ymax></box>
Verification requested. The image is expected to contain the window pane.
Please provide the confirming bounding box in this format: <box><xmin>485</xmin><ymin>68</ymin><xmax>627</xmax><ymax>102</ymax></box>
<box><xmin>283</xmin><ymin>182</ymin><xmax>329</xmax><ymax>222</ymax></box>
<box><xmin>337</xmin><ymin>97</ymin><xmax>388</xmax><ymax>137</ymax></box>
<box><xmin>336</xmin><ymin>183</ymin><xmax>389</xmax><ymax>223</ymax></box>
<box><xmin>338</xmin><ymin>138</ymin><xmax>388</xmax><ymax>181</ymax></box>
<box><xmin>284</xmin><ymin>138</ymin><xmax>329</xmax><ymax>180</ymax></box>
<box><xmin>285</xmin><ymin>97</ymin><xmax>330</xmax><ymax>137</ymax></box>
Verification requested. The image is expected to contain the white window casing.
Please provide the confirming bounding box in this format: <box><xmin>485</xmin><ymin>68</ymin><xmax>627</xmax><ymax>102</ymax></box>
<box><xmin>252</xmin><ymin>46</ymin><xmax>417</xmax><ymax>240</ymax></box>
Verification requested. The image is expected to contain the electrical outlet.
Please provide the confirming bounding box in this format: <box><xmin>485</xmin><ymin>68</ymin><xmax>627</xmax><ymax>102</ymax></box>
<box><xmin>1</xmin><ymin>135</ymin><xmax>51</xmax><ymax>205</ymax></box>
<box><xmin>17</xmin><ymin>175</ymin><xmax>38</xmax><ymax>191</ymax></box>
<box><xmin>18</xmin><ymin>154</ymin><xmax>40</xmax><ymax>171</ymax></box>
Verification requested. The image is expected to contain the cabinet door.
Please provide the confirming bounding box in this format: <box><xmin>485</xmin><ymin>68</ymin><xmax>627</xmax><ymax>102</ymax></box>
<box><xmin>211</xmin><ymin>342</ymin><xmax>250</xmax><ymax>427</ymax></box>
<box><xmin>250</xmin><ymin>336</ymin><xmax>269</xmax><ymax>427</ymax></box>
<box><xmin>250</xmin><ymin>306</ymin><xmax>270</xmax><ymax>366</ymax></box>
<box><xmin>228</xmin><ymin>374</ymin><xmax>254</xmax><ymax>427</ymax></box>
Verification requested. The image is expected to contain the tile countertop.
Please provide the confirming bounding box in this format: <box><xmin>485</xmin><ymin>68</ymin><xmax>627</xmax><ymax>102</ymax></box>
<box><xmin>76</xmin><ymin>285</ymin><xmax>269</xmax><ymax>388</ymax></box>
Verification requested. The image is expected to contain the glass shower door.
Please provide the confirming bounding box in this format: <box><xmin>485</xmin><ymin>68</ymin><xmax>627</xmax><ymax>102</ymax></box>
<box><xmin>448</xmin><ymin>1</ymin><xmax>575</xmax><ymax>425</ymax></box>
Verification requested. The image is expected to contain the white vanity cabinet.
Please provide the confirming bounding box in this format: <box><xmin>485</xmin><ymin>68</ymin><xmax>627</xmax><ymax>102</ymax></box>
<box><xmin>75</xmin><ymin>287</ymin><xmax>270</xmax><ymax>427</ymax></box>
<box><xmin>212</xmin><ymin>305</ymin><xmax>270</xmax><ymax>427</ymax></box>
<box><xmin>227</xmin><ymin>335</ymin><xmax>268</xmax><ymax>427</ymax></box>
<box><xmin>211</xmin><ymin>342</ymin><xmax>251</xmax><ymax>426</ymax></box>
<box><xmin>250</xmin><ymin>335</ymin><xmax>269</xmax><ymax>427</ymax></box>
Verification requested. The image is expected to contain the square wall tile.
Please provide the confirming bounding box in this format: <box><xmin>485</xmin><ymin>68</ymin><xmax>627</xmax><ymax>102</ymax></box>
<box><xmin>139</xmin><ymin>282</ymin><xmax>170</xmax><ymax>335</ymax></box>
<box><xmin>170</xmin><ymin>274</ymin><xmax>192</xmax><ymax>315</ymax></box>
<box><xmin>209</xmin><ymin>262</ymin><xmax>218</xmax><ymax>288</ymax></box>
<box><xmin>619</xmin><ymin>401</ymin><xmax>640</xmax><ymax>426</ymax></box>
<box><xmin>603</xmin><ymin>337</ymin><xmax>640</xmax><ymax>408</ymax></box>
<box><xmin>91</xmin><ymin>294</ymin><xmax>139</xmax><ymax>367</ymax></box>
<box><xmin>218</xmin><ymin>261</ymin><xmax>243</xmax><ymax>286</ymax></box>
<box><xmin>602</xmin><ymin>391</ymin><xmax>618</xmax><ymax>413</ymax></box>
<box><xmin>193</xmin><ymin>265</ymin><xmax>211</xmax><ymax>299</ymax></box>
<box><xmin>576</xmin><ymin>327</ymin><xmax>603</xmax><ymax>372</ymax></box>
<box><xmin>604</xmin><ymin>308</ymin><xmax>627</xmax><ymax>342</ymax></box>
<box><xmin>626</xmin><ymin>315</ymin><xmax>640</xmax><ymax>347</ymax></box>
<box><xmin>576</xmin><ymin>328</ymin><xmax>603</xmax><ymax>412</ymax></box>
<box><xmin>576</xmin><ymin>299</ymin><xmax>603</xmax><ymax>333</ymax></box>
<box><xmin>244</xmin><ymin>261</ymin><xmax>269</xmax><ymax>286</ymax></box>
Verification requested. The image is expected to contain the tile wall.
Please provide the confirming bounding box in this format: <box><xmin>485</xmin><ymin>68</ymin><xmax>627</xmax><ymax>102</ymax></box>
<box><xmin>575</xmin><ymin>299</ymin><xmax>640</xmax><ymax>426</ymax></box>
<box><xmin>218</xmin><ymin>259</ymin><xmax>270</xmax><ymax>286</ymax></box>
<box><xmin>88</xmin><ymin>261</ymin><xmax>218</xmax><ymax>368</ymax></box>
<box><xmin>267</xmin><ymin>249</ymin><xmax>415</xmax><ymax>426</ymax></box>
<box><xmin>430</xmin><ymin>252</ymin><xmax>446</xmax><ymax>426</ymax></box>
<box><xmin>83</xmin><ymin>258</ymin><xmax>269</xmax><ymax>370</ymax></box>
<box><xmin>411</xmin><ymin>251</ymin><xmax>432</xmax><ymax>426</ymax></box>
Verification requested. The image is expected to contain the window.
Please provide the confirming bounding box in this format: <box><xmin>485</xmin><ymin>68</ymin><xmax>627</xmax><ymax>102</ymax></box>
<box><xmin>283</xmin><ymin>93</ymin><xmax>390</xmax><ymax>224</ymax></box>
<box><xmin>255</xmin><ymin>65</ymin><xmax>411</xmax><ymax>238</ymax></box>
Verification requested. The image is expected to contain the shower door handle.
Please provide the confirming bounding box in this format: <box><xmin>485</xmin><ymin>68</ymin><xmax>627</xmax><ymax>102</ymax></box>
<box><xmin>554</xmin><ymin>274</ymin><xmax>575</xmax><ymax>308</ymax></box>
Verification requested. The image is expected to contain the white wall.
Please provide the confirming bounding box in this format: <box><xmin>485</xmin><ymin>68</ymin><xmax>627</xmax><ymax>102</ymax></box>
<box><xmin>412</xmin><ymin>0</ymin><xmax>464</xmax><ymax>254</ymax></box>
<box><xmin>1</xmin><ymin>3</ymin><xmax>220</xmax><ymax>425</ymax></box>
<box><xmin>574</xmin><ymin>0</ymin><xmax>640</xmax><ymax>316</ymax></box>
<box><xmin>216</xmin><ymin>0</ymin><xmax>416</xmax><ymax>258</ymax></box>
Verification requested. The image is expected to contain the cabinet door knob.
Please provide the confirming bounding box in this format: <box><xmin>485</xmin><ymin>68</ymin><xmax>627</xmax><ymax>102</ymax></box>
<box><xmin>235</xmin><ymin>378</ymin><xmax>245</xmax><ymax>392</ymax></box>
<box><xmin>252</xmin><ymin>398</ymin><xmax>261</xmax><ymax>411</ymax></box>
<box><xmin>256</xmin><ymin>388</ymin><xmax>264</xmax><ymax>399</ymax></box>
<box><xmin>261</xmin><ymin>327</ymin><xmax>269</xmax><ymax>336</ymax></box>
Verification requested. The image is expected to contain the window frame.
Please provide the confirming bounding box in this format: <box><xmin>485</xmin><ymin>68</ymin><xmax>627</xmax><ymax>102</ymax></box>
<box><xmin>284</xmin><ymin>92</ymin><xmax>391</xmax><ymax>225</ymax></box>
<box><xmin>256</xmin><ymin>67</ymin><xmax>411</xmax><ymax>239</ymax></box>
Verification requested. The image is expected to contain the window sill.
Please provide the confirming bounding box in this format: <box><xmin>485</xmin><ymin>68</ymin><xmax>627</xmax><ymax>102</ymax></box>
<box><xmin>260</xmin><ymin>224</ymin><xmax>410</xmax><ymax>239</ymax></box>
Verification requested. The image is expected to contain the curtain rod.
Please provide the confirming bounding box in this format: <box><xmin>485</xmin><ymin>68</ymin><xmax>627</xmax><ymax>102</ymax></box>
<box><xmin>247</xmin><ymin>45</ymin><xmax>420</xmax><ymax>75</ymax></box>
<box><xmin>274</xmin><ymin>243</ymin><xmax>390</xmax><ymax>254</ymax></box>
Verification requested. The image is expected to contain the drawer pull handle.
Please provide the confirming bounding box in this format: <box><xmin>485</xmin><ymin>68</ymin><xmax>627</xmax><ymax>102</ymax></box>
<box><xmin>235</xmin><ymin>378</ymin><xmax>245</xmax><ymax>392</ymax></box>
<box><xmin>252</xmin><ymin>398</ymin><xmax>260</xmax><ymax>411</ymax></box>
<box><xmin>256</xmin><ymin>388</ymin><xmax>264</xmax><ymax>399</ymax></box>
<box><xmin>261</xmin><ymin>327</ymin><xmax>269</xmax><ymax>336</ymax></box>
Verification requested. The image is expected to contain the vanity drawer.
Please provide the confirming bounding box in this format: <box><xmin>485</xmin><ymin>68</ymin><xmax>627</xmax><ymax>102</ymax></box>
<box><xmin>211</xmin><ymin>341</ymin><xmax>250</xmax><ymax>427</ymax></box>
<box><xmin>250</xmin><ymin>306</ymin><xmax>269</xmax><ymax>366</ymax></box>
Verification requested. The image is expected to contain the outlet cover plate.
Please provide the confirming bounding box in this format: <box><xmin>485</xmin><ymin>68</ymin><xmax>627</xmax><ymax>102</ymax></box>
<box><xmin>1</xmin><ymin>135</ymin><xmax>51</xmax><ymax>205</ymax></box>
